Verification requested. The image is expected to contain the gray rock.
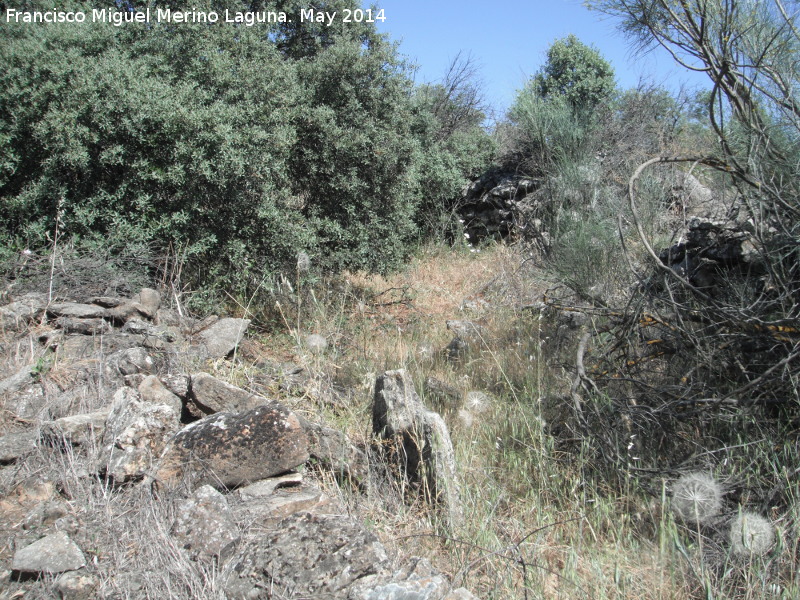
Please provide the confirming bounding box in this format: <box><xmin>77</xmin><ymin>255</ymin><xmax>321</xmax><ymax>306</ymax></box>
<box><xmin>136</xmin><ymin>288</ymin><xmax>161</xmax><ymax>319</ymax></box>
<box><xmin>42</xmin><ymin>409</ymin><xmax>110</xmax><ymax>447</ymax></box>
<box><xmin>191</xmin><ymin>317</ymin><xmax>250</xmax><ymax>359</ymax></box>
<box><xmin>172</xmin><ymin>485</ymin><xmax>239</xmax><ymax>561</ymax></box>
<box><xmin>106</xmin><ymin>347</ymin><xmax>154</xmax><ymax>378</ymax></box>
<box><xmin>373</xmin><ymin>369</ymin><xmax>462</xmax><ymax>530</ymax></box>
<box><xmin>0</xmin><ymin>292</ymin><xmax>47</xmax><ymax>331</ymax></box>
<box><xmin>12</xmin><ymin>531</ymin><xmax>86</xmax><ymax>575</ymax></box>
<box><xmin>0</xmin><ymin>364</ymin><xmax>36</xmax><ymax>395</ymax></box>
<box><xmin>188</xmin><ymin>372</ymin><xmax>263</xmax><ymax>416</ymax></box>
<box><xmin>47</xmin><ymin>302</ymin><xmax>106</xmax><ymax>319</ymax></box>
<box><xmin>306</xmin><ymin>422</ymin><xmax>368</xmax><ymax>485</ymax></box>
<box><xmin>54</xmin><ymin>571</ymin><xmax>99</xmax><ymax>600</ymax></box>
<box><xmin>99</xmin><ymin>387</ymin><xmax>181</xmax><ymax>483</ymax></box>
<box><xmin>138</xmin><ymin>375</ymin><xmax>183</xmax><ymax>415</ymax></box>
<box><xmin>355</xmin><ymin>557</ymin><xmax>478</xmax><ymax>600</ymax></box>
<box><xmin>445</xmin><ymin>320</ymin><xmax>486</xmax><ymax>341</ymax></box>
<box><xmin>0</xmin><ymin>430</ymin><xmax>38</xmax><ymax>463</ymax></box>
<box><xmin>54</xmin><ymin>317</ymin><xmax>113</xmax><ymax>335</ymax></box>
<box><xmin>160</xmin><ymin>374</ymin><xmax>190</xmax><ymax>399</ymax></box>
<box><xmin>153</xmin><ymin>402</ymin><xmax>309</xmax><ymax>490</ymax></box>
<box><xmin>230</xmin><ymin>512</ymin><xmax>389</xmax><ymax>598</ymax></box>
<box><xmin>236</xmin><ymin>480</ymin><xmax>328</xmax><ymax>525</ymax></box>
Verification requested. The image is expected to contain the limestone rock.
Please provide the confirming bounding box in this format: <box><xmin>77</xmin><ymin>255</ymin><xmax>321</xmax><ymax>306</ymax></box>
<box><xmin>188</xmin><ymin>372</ymin><xmax>263</xmax><ymax>416</ymax></box>
<box><xmin>373</xmin><ymin>369</ymin><xmax>462</xmax><ymax>529</ymax></box>
<box><xmin>190</xmin><ymin>317</ymin><xmax>250</xmax><ymax>359</ymax></box>
<box><xmin>153</xmin><ymin>402</ymin><xmax>309</xmax><ymax>490</ymax></box>
<box><xmin>0</xmin><ymin>430</ymin><xmax>38</xmax><ymax>463</ymax></box>
<box><xmin>171</xmin><ymin>485</ymin><xmax>239</xmax><ymax>561</ymax></box>
<box><xmin>99</xmin><ymin>387</ymin><xmax>180</xmax><ymax>483</ymax></box>
<box><xmin>12</xmin><ymin>531</ymin><xmax>86</xmax><ymax>575</ymax></box>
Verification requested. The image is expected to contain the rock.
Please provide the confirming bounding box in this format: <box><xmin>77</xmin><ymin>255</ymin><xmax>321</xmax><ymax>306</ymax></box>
<box><xmin>47</xmin><ymin>302</ymin><xmax>106</xmax><ymax>319</ymax></box>
<box><xmin>160</xmin><ymin>374</ymin><xmax>190</xmax><ymax>399</ymax></box>
<box><xmin>425</xmin><ymin>377</ymin><xmax>462</xmax><ymax>409</ymax></box>
<box><xmin>171</xmin><ymin>485</ymin><xmax>239</xmax><ymax>561</ymax></box>
<box><xmin>153</xmin><ymin>402</ymin><xmax>309</xmax><ymax>490</ymax></box>
<box><xmin>138</xmin><ymin>375</ymin><xmax>183</xmax><ymax>415</ymax></box>
<box><xmin>0</xmin><ymin>430</ymin><xmax>38</xmax><ymax>463</ymax></box>
<box><xmin>54</xmin><ymin>571</ymin><xmax>98</xmax><ymax>600</ymax></box>
<box><xmin>356</xmin><ymin>557</ymin><xmax>470</xmax><ymax>600</ymax></box>
<box><xmin>445</xmin><ymin>337</ymin><xmax>469</xmax><ymax>362</ymax></box>
<box><xmin>236</xmin><ymin>480</ymin><xmax>329</xmax><ymax>525</ymax></box>
<box><xmin>445</xmin><ymin>320</ymin><xmax>486</xmax><ymax>341</ymax></box>
<box><xmin>0</xmin><ymin>364</ymin><xmax>36</xmax><ymax>395</ymax></box>
<box><xmin>190</xmin><ymin>317</ymin><xmax>250</xmax><ymax>359</ymax></box>
<box><xmin>229</xmin><ymin>512</ymin><xmax>389</xmax><ymax>598</ymax></box>
<box><xmin>99</xmin><ymin>387</ymin><xmax>180</xmax><ymax>483</ymax></box>
<box><xmin>0</xmin><ymin>292</ymin><xmax>47</xmax><ymax>331</ymax></box>
<box><xmin>42</xmin><ymin>409</ymin><xmax>110</xmax><ymax>447</ymax></box>
<box><xmin>188</xmin><ymin>372</ymin><xmax>263</xmax><ymax>416</ymax></box>
<box><xmin>305</xmin><ymin>333</ymin><xmax>328</xmax><ymax>353</ymax></box>
<box><xmin>11</xmin><ymin>531</ymin><xmax>86</xmax><ymax>575</ymax></box>
<box><xmin>236</xmin><ymin>472</ymin><xmax>303</xmax><ymax>500</ymax></box>
<box><xmin>305</xmin><ymin>422</ymin><xmax>368</xmax><ymax>485</ymax></box>
<box><xmin>373</xmin><ymin>369</ymin><xmax>462</xmax><ymax>529</ymax></box>
<box><xmin>106</xmin><ymin>347</ymin><xmax>153</xmax><ymax>379</ymax></box>
<box><xmin>54</xmin><ymin>317</ymin><xmax>112</xmax><ymax>335</ymax></box>
<box><xmin>135</xmin><ymin>288</ymin><xmax>161</xmax><ymax>319</ymax></box>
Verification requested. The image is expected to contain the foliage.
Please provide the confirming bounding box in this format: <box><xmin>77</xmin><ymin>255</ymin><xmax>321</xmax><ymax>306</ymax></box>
<box><xmin>0</xmin><ymin>0</ymin><xmax>487</xmax><ymax>303</ymax></box>
<box><xmin>533</xmin><ymin>34</ymin><xmax>616</xmax><ymax>112</ymax></box>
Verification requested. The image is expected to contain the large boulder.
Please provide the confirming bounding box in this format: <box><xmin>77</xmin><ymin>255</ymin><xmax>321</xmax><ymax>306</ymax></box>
<box><xmin>153</xmin><ymin>402</ymin><xmax>309</xmax><ymax>490</ymax></box>
<box><xmin>373</xmin><ymin>369</ymin><xmax>462</xmax><ymax>530</ymax></box>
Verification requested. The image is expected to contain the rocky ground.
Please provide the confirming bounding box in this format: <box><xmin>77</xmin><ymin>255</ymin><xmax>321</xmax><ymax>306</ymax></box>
<box><xmin>0</xmin><ymin>287</ymin><xmax>477</xmax><ymax>599</ymax></box>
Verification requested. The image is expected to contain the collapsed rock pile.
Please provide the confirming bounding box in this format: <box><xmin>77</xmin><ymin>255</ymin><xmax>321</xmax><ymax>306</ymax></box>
<box><xmin>0</xmin><ymin>288</ymin><xmax>476</xmax><ymax>599</ymax></box>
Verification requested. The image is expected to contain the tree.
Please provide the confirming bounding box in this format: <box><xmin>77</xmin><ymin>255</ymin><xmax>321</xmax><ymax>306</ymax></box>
<box><xmin>533</xmin><ymin>34</ymin><xmax>616</xmax><ymax>111</ymax></box>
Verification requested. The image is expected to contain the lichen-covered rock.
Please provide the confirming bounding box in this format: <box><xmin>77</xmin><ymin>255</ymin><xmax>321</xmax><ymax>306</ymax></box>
<box><xmin>171</xmin><ymin>485</ymin><xmax>239</xmax><ymax>561</ymax></box>
<box><xmin>47</xmin><ymin>302</ymin><xmax>106</xmax><ymax>319</ymax></box>
<box><xmin>305</xmin><ymin>422</ymin><xmax>368</xmax><ymax>485</ymax></box>
<box><xmin>153</xmin><ymin>402</ymin><xmax>309</xmax><ymax>490</ymax></box>
<box><xmin>228</xmin><ymin>512</ymin><xmax>389</xmax><ymax>598</ymax></box>
<box><xmin>373</xmin><ymin>369</ymin><xmax>462</xmax><ymax>530</ymax></box>
<box><xmin>12</xmin><ymin>531</ymin><xmax>85</xmax><ymax>575</ymax></box>
<box><xmin>98</xmin><ymin>387</ymin><xmax>180</xmax><ymax>482</ymax></box>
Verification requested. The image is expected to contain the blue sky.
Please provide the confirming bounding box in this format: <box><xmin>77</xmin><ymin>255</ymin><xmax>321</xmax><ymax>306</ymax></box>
<box><xmin>371</xmin><ymin>0</ymin><xmax>710</xmax><ymax>115</ymax></box>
